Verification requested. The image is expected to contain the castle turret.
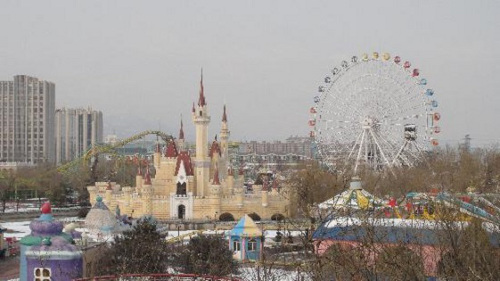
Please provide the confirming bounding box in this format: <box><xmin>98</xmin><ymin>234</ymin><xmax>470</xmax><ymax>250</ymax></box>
<box><xmin>136</xmin><ymin>164</ymin><xmax>143</xmax><ymax>192</ymax></box>
<box><xmin>220</xmin><ymin>105</ymin><xmax>230</xmax><ymax>163</ymax></box>
<box><xmin>209</xmin><ymin>166</ymin><xmax>221</xmax><ymax>218</ymax></box>
<box><xmin>226</xmin><ymin>166</ymin><xmax>234</xmax><ymax>195</ymax></box>
<box><xmin>192</xmin><ymin>70</ymin><xmax>211</xmax><ymax>197</ymax></box>
<box><xmin>142</xmin><ymin>166</ymin><xmax>153</xmax><ymax>215</ymax></box>
<box><xmin>154</xmin><ymin>143</ymin><xmax>161</xmax><ymax>169</ymax></box>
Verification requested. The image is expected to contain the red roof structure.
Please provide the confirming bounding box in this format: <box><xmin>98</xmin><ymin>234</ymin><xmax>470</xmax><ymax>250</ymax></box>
<box><xmin>179</xmin><ymin>119</ymin><xmax>185</xmax><ymax>140</ymax></box>
<box><xmin>165</xmin><ymin>141</ymin><xmax>179</xmax><ymax>158</ymax></box>
<box><xmin>175</xmin><ymin>151</ymin><xmax>194</xmax><ymax>176</ymax></box>
<box><xmin>198</xmin><ymin>70</ymin><xmax>206</xmax><ymax>107</ymax></box>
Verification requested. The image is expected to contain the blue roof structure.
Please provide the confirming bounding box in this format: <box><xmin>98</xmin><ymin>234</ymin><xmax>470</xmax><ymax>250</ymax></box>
<box><xmin>313</xmin><ymin>218</ymin><xmax>500</xmax><ymax>247</ymax></box>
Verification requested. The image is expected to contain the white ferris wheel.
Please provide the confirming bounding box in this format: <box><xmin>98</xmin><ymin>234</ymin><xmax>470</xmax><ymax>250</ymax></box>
<box><xmin>309</xmin><ymin>52</ymin><xmax>441</xmax><ymax>173</ymax></box>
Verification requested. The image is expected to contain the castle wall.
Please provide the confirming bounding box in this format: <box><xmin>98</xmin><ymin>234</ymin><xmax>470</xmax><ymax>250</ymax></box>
<box><xmin>89</xmin><ymin>186</ymin><xmax>288</xmax><ymax>221</ymax></box>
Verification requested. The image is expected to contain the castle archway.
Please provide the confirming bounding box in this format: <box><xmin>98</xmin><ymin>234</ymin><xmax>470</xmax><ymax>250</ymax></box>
<box><xmin>271</xmin><ymin>213</ymin><xmax>285</xmax><ymax>221</ymax></box>
<box><xmin>178</xmin><ymin>204</ymin><xmax>186</xmax><ymax>219</ymax></box>
<box><xmin>219</xmin><ymin>212</ymin><xmax>235</xmax><ymax>221</ymax></box>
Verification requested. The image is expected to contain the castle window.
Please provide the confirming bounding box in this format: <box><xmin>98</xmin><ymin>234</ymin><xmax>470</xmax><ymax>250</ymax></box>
<box><xmin>34</xmin><ymin>267</ymin><xmax>51</xmax><ymax>281</ymax></box>
<box><xmin>248</xmin><ymin>239</ymin><xmax>257</xmax><ymax>251</ymax></box>
<box><xmin>233</xmin><ymin>239</ymin><xmax>241</xmax><ymax>251</ymax></box>
<box><xmin>176</xmin><ymin>182</ymin><xmax>186</xmax><ymax>195</ymax></box>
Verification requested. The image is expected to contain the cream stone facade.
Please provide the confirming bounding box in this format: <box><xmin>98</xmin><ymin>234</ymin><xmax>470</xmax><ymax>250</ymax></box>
<box><xmin>87</xmin><ymin>74</ymin><xmax>289</xmax><ymax>220</ymax></box>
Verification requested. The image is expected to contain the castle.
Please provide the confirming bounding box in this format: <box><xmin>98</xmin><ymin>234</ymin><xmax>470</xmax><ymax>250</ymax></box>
<box><xmin>87</xmin><ymin>73</ymin><xmax>289</xmax><ymax>221</ymax></box>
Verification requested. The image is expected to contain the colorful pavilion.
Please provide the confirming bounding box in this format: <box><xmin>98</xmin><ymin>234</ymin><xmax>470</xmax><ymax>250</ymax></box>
<box><xmin>19</xmin><ymin>202</ymin><xmax>83</xmax><ymax>281</ymax></box>
<box><xmin>228</xmin><ymin>214</ymin><xmax>263</xmax><ymax>261</ymax></box>
<box><xmin>318</xmin><ymin>177</ymin><xmax>382</xmax><ymax>211</ymax></box>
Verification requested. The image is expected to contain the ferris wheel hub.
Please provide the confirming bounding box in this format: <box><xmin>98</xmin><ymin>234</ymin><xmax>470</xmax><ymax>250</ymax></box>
<box><xmin>361</xmin><ymin>117</ymin><xmax>378</xmax><ymax>129</ymax></box>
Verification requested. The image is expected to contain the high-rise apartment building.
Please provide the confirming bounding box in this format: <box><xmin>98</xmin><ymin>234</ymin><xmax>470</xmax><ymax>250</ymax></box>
<box><xmin>55</xmin><ymin>107</ymin><xmax>103</xmax><ymax>164</ymax></box>
<box><xmin>0</xmin><ymin>75</ymin><xmax>56</xmax><ymax>164</ymax></box>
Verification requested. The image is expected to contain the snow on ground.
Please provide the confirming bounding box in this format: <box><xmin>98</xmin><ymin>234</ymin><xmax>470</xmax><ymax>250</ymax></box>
<box><xmin>1</xmin><ymin>221</ymin><xmax>31</xmax><ymax>239</ymax></box>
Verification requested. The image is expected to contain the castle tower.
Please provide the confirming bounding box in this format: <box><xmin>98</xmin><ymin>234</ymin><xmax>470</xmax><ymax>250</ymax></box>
<box><xmin>177</xmin><ymin>118</ymin><xmax>185</xmax><ymax>151</ymax></box>
<box><xmin>192</xmin><ymin>70</ymin><xmax>211</xmax><ymax>197</ymax></box>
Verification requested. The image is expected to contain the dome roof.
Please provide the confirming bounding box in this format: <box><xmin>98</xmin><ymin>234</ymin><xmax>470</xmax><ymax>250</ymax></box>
<box><xmin>85</xmin><ymin>196</ymin><xmax>117</xmax><ymax>234</ymax></box>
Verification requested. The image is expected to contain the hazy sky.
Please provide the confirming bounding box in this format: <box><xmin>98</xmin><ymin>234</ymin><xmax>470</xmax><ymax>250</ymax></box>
<box><xmin>1</xmin><ymin>0</ymin><xmax>499</xmax><ymax>146</ymax></box>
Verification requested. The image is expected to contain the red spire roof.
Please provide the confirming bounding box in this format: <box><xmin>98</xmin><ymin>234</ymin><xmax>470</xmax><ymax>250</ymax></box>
<box><xmin>41</xmin><ymin>202</ymin><xmax>51</xmax><ymax>214</ymax></box>
<box><xmin>179</xmin><ymin>119</ymin><xmax>185</xmax><ymax>140</ymax></box>
<box><xmin>209</xmin><ymin>138</ymin><xmax>221</xmax><ymax>158</ymax></box>
<box><xmin>222</xmin><ymin>104</ymin><xmax>227</xmax><ymax>122</ymax></box>
<box><xmin>212</xmin><ymin>165</ymin><xmax>221</xmax><ymax>185</ymax></box>
<box><xmin>144</xmin><ymin>166</ymin><xmax>152</xmax><ymax>185</ymax></box>
<box><xmin>165</xmin><ymin>140</ymin><xmax>179</xmax><ymax>158</ymax></box>
<box><xmin>175</xmin><ymin>151</ymin><xmax>194</xmax><ymax>176</ymax></box>
<box><xmin>198</xmin><ymin>69</ymin><xmax>206</xmax><ymax>107</ymax></box>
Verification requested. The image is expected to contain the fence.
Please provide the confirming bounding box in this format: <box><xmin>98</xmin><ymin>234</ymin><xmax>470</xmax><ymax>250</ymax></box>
<box><xmin>74</xmin><ymin>273</ymin><xmax>241</xmax><ymax>281</ymax></box>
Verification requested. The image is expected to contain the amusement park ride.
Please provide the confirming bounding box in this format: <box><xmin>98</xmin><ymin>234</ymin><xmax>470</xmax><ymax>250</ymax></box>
<box><xmin>57</xmin><ymin>130</ymin><xmax>174</xmax><ymax>181</ymax></box>
<box><xmin>310</xmin><ymin>52</ymin><xmax>441</xmax><ymax>173</ymax></box>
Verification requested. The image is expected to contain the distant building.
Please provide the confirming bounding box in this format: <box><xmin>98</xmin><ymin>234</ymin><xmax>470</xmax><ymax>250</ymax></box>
<box><xmin>104</xmin><ymin>134</ymin><xmax>119</xmax><ymax>145</ymax></box>
<box><xmin>55</xmin><ymin>107</ymin><xmax>103</xmax><ymax>164</ymax></box>
<box><xmin>0</xmin><ymin>75</ymin><xmax>56</xmax><ymax>164</ymax></box>
<box><xmin>235</xmin><ymin>137</ymin><xmax>312</xmax><ymax>172</ymax></box>
<box><xmin>239</xmin><ymin>136</ymin><xmax>313</xmax><ymax>158</ymax></box>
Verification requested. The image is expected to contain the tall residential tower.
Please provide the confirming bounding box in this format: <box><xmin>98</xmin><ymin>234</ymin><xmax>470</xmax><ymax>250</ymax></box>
<box><xmin>0</xmin><ymin>75</ymin><xmax>56</xmax><ymax>164</ymax></box>
<box><xmin>55</xmin><ymin>107</ymin><xmax>103</xmax><ymax>164</ymax></box>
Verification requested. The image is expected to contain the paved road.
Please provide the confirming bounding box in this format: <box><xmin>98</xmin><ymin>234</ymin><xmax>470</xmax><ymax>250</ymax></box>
<box><xmin>0</xmin><ymin>255</ymin><xmax>20</xmax><ymax>281</ymax></box>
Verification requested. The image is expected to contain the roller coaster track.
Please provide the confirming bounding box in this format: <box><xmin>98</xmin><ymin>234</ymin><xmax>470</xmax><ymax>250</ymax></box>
<box><xmin>57</xmin><ymin>130</ymin><xmax>174</xmax><ymax>174</ymax></box>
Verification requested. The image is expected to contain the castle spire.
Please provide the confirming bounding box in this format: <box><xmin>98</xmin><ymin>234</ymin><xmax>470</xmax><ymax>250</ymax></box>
<box><xmin>198</xmin><ymin>68</ymin><xmax>206</xmax><ymax>107</ymax></box>
<box><xmin>179</xmin><ymin>118</ymin><xmax>185</xmax><ymax>140</ymax></box>
<box><xmin>222</xmin><ymin>104</ymin><xmax>227</xmax><ymax>122</ymax></box>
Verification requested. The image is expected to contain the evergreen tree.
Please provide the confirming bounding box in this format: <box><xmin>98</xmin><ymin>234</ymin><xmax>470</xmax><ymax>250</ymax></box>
<box><xmin>96</xmin><ymin>217</ymin><xmax>170</xmax><ymax>275</ymax></box>
<box><xmin>178</xmin><ymin>234</ymin><xmax>237</xmax><ymax>277</ymax></box>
